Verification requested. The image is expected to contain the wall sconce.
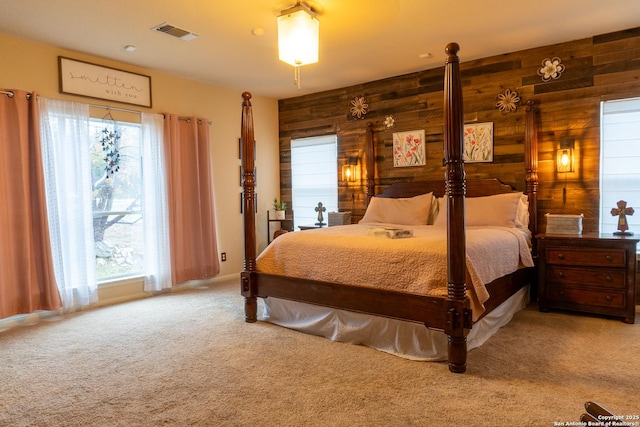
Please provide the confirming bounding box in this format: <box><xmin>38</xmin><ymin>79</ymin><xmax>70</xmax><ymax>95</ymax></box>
<box><xmin>342</xmin><ymin>155</ymin><xmax>359</xmax><ymax>183</ymax></box>
<box><xmin>557</xmin><ymin>137</ymin><xmax>575</xmax><ymax>205</ymax></box>
<box><xmin>342</xmin><ymin>164</ymin><xmax>356</xmax><ymax>182</ymax></box>
<box><xmin>277</xmin><ymin>2</ymin><xmax>319</xmax><ymax>90</ymax></box>
<box><xmin>556</xmin><ymin>138</ymin><xmax>574</xmax><ymax>173</ymax></box>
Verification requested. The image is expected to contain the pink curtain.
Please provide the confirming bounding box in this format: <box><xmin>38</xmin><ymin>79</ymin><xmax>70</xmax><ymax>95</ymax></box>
<box><xmin>163</xmin><ymin>115</ymin><xmax>220</xmax><ymax>285</ymax></box>
<box><xmin>0</xmin><ymin>90</ymin><xmax>62</xmax><ymax>318</ymax></box>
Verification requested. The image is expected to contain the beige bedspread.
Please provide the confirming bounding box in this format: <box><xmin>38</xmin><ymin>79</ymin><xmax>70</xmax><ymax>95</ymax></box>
<box><xmin>257</xmin><ymin>223</ymin><xmax>534</xmax><ymax>319</ymax></box>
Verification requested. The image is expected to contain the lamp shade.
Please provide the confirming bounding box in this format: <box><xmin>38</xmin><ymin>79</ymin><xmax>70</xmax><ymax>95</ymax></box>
<box><xmin>278</xmin><ymin>5</ymin><xmax>319</xmax><ymax>67</ymax></box>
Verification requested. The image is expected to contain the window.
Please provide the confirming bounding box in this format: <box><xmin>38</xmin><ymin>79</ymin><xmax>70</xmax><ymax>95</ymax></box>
<box><xmin>89</xmin><ymin>119</ymin><xmax>144</xmax><ymax>280</ymax></box>
<box><xmin>600</xmin><ymin>98</ymin><xmax>640</xmax><ymax>234</ymax></box>
<box><xmin>290</xmin><ymin>135</ymin><xmax>338</xmax><ymax>228</ymax></box>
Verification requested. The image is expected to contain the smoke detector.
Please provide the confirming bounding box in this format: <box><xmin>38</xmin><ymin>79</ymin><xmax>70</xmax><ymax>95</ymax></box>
<box><xmin>151</xmin><ymin>22</ymin><xmax>199</xmax><ymax>41</ymax></box>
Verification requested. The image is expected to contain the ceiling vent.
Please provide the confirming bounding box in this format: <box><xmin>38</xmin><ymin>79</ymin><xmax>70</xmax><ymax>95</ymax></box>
<box><xmin>152</xmin><ymin>23</ymin><xmax>199</xmax><ymax>41</ymax></box>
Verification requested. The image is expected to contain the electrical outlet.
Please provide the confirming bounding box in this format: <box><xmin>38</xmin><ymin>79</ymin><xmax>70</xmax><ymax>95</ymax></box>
<box><xmin>221</xmin><ymin>252</ymin><xmax>226</xmax><ymax>262</ymax></box>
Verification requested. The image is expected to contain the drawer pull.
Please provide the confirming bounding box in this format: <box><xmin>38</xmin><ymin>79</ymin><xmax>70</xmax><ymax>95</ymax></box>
<box><xmin>557</xmin><ymin>271</ymin><xmax>565</xmax><ymax>278</ymax></box>
<box><xmin>606</xmin><ymin>255</ymin><xmax>612</xmax><ymax>262</ymax></box>
<box><xmin>557</xmin><ymin>253</ymin><xmax>565</xmax><ymax>260</ymax></box>
<box><xmin>606</xmin><ymin>276</ymin><xmax>612</xmax><ymax>282</ymax></box>
<box><xmin>606</xmin><ymin>295</ymin><xmax>612</xmax><ymax>302</ymax></box>
<box><xmin>558</xmin><ymin>290</ymin><xmax>565</xmax><ymax>296</ymax></box>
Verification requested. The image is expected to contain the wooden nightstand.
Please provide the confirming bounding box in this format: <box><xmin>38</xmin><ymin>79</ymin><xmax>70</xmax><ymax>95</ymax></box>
<box><xmin>537</xmin><ymin>233</ymin><xmax>638</xmax><ymax>323</ymax></box>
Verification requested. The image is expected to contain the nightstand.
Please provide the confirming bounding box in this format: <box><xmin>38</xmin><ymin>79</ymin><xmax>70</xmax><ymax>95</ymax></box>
<box><xmin>537</xmin><ymin>233</ymin><xmax>638</xmax><ymax>323</ymax></box>
<box><xmin>267</xmin><ymin>210</ymin><xmax>294</xmax><ymax>244</ymax></box>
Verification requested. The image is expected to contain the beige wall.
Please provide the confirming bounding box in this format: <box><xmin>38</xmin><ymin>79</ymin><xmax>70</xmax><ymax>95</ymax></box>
<box><xmin>1</xmin><ymin>32</ymin><xmax>279</xmax><ymax>302</ymax></box>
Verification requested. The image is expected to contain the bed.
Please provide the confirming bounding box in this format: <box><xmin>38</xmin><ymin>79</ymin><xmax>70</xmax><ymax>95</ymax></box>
<box><xmin>239</xmin><ymin>43</ymin><xmax>539</xmax><ymax>373</ymax></box>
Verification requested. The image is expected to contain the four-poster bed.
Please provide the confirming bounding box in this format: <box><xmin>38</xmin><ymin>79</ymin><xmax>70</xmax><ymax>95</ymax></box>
<box><xmin>240</xmin><ymin>43</ymin><xmax>539</xmax><ymax>373</ymax></box>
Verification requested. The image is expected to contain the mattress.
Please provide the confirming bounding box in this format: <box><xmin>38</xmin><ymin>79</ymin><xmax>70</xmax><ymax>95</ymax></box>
<box><xmin>257</xmin><ymin>223</ymin><xmax>534</xmax><ymax>320</ymax></box>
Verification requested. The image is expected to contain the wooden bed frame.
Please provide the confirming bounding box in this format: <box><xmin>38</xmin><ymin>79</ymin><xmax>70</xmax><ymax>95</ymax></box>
<box><xmin>239</xmin><ymin>43</ymin><xmax>539</xmax><ymax>373</ymax></box>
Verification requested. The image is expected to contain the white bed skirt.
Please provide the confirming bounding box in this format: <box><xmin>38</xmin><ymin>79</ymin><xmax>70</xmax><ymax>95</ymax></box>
<box><xmin>262</xmin><ymin>286</ymin><xmax>529</xmax><ymax>361</ymax></box>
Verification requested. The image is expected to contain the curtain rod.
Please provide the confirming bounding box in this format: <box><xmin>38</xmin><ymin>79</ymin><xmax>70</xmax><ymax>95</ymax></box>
<box><xmin>90</xmin><ymin>103</ymin><xmax>141</xmax><ymax>115</ymax></box>
<box><xmin>91</xmin><ymin>104</ymin><xmax>212</xmax><ymax>125</ymax></box>
<box><xmin>3</xmin><ymin>91</ymin><xmax>212</xmax><ymax>125</ymax></box>
<box><xmin>1</xmin><ymin>90</ymin><xmax>32</xmax><ymax>99</ymax></box>
<box><xmin>163</xmin><ymin>114</ymin><xmax>213</xmax><ymax>125</ymax></box>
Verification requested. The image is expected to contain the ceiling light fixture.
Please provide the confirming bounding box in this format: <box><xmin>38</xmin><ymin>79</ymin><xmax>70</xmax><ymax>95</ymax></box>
<box><xmin>123</xmin><ymin>45</ymin><xmax>137</xmax><ymax>52</ymax></box>
<box><xmin>277</xmin><ymin>2</ymin><xmax>319</xmax><ymax>90</ymax></box>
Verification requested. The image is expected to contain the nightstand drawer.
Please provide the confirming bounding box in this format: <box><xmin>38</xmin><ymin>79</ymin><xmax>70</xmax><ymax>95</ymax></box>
<box><xmin>546</xmin><ymin>266</ymin><xmax>626</xmax><ymax>289</ymax></box>
<box><xmin>545</xmin><ymin>248</ymin><xmax>626</xmax><ymax>267</ymax></box>
<box><xmin>547</xmin><ymin>286</ymin><xmax>625</xmax><ymax>309</ymax></box>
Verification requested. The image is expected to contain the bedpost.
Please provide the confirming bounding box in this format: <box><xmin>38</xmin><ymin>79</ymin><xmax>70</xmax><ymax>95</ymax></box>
<box><xmin>365</xmin><ymin>122</ymin><xmax>375</xmax><ymax>206</ymax></box>
<box><xmin>524</xmin><ymin>100</ymin><xmax>539</xmax><ymax>240</ymax></box>
<box><xmin>443</xmin><ymin>42</ymin><xmax>470</xmax><ymax>373</ymax></box>
<box><xmin>240</xmin><ymin>91</ymin><xmax>257</xmax><ymax>323</ymax></box>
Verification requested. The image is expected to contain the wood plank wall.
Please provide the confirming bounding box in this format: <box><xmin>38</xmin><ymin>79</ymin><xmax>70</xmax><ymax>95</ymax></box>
<box><xmin>278</xmin><ymin>27</ymin><xmax>640</xmax><ymax>232</ymax></box>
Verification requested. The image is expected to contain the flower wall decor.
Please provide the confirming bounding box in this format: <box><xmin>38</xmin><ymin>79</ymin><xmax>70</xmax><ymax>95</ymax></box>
<box><xmin>463</xmin><ymin>122</ymin><xmax>493</xmax><ymax>163</ymax></box>
<box><xmin>392</xmin><ymin>129</ymin><xmax>425</xmax><ymax>167</ymax></box>
<box><xmin>496</xmin><ymin>88</ymin><xmax>520</xmax><ymax>114</ymax></box>
<box><xmin>350</xmin><ymin>96</ymin><xmax>369</xmax><ymax>119</ymax></box>
<box><xmin>537</xmin><ymin>57</ymin><xmax>565</xmax><ymax>82</ymax></box>
<box><xmin>384</xmin><ymin>115</ymin><xmax>395</xmax><ymax>129</ymax></box>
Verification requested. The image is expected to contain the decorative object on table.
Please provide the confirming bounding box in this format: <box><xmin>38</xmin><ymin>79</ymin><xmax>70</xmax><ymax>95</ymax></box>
<box><xmin>328</xmin><ymin>211</ymin><xmax>351</xmax><ymax>226</ymax></box>
<box><xmin>314</xmin><ymin>201</ymin><xmax>326</xmax><ymax>226</ymax></box>
<box><xmin>611</xmin><ymin>200</ymin><xmax>634</xmax><ymax>235</ymax></box>
<box><xmin>273</xmin><ymin>198</ymin><xmax>287</xmax><ymax>220</ymax></box>
<box><xmin>463</xmin><ymin>122</ymin><xmax>493</xmax><ymax>163</ymax></box>
<box><xmin>350</xmin><ymin>96</ymin><xmax>368</xmax><ymax>119</ymax></box>
<box><xmin>545</xmin><ymin>213</ymin><xmax>583</xmax><ymax>235</ymax></box>
<box><xmin>383</xmin><ymin>115</ymin><xmax>395</xmax><ymax>129</ymax></box>
<box><xmin>537</xmin><ymin>57</ymin><xmax>565</xmax><ymax>82</ymax></box>
<box><xmin>392</xmin><ymin>129</ymin><xmax>425</xmax><ymax>167</ymax></box>
<box><xmin>495</xmin><ymin>88</ymin><xmax>520</xmax><ymax>114</ymax></box>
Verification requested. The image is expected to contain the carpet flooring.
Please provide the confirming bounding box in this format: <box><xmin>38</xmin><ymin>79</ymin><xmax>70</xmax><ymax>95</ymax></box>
<box><xmin>1</xmin><ymin>276</ymin><xmax>639</xmax><ymax>426</ymax></box>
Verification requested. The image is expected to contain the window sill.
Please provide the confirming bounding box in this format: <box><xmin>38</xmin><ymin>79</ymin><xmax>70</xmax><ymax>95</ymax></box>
<box><xmin>98</xmin><ymin>274</ymin><xmax>144</xmax><ymax>289</ymax></box>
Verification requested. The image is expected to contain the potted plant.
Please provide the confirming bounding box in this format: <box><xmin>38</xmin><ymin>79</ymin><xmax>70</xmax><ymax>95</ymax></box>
<box><xmin>273</xmin><ymin>198</ymin><xmax>287</xmax><ymax>220</ymax></box>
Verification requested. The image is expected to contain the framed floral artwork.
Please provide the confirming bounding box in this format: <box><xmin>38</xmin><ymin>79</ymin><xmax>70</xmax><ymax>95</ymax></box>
<box><xmin>393</xmin><ymin>130</ymin><xmax>426</xmax><ymax>167</ymax></box>
<box><xmin>463</xmin><ymin>122</ymin><xmax>493</xmax><ymax>163</ymax></box>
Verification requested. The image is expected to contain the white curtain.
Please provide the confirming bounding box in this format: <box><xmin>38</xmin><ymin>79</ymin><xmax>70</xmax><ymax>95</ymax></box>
<box><xmin>141</xmin><ymin>113</ymin><xmax>172</xmax><ymax>291</ymax></box>
<box><xmin>39</xmin><ymin>97</ymin><xmax>98</xmax><ymax>308</ymax></box>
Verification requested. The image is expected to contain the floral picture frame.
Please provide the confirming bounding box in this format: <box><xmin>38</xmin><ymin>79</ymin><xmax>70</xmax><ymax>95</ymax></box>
<box><xmin>463</xmin><ymin>122</ymin><xmax>493</xmax><ymax>163</ymax></box>
<box><xmin>392</xmin><ymin>129</ymin><xmax>426</xmax><ymax>167</ymax></box>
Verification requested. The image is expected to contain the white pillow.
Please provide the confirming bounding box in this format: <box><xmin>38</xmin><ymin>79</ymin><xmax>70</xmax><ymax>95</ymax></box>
<box><xmin>427</xmin><ymin>197</ymin><xmax>440</xmax><ymax>225</ymax></box>
<box><xmin>432</xmin><ymin>197</ymin><xmax>447</xmax><ymax>227</ymax></box>
<box><xmin>515</xmin><ymin>194</ymin><xmax>530</xmax><ymax>229</ymax></box>
<box><xmin>432</xmin><ymin>192</ymin><xmax>524</xmax><ymax>228</ymax></box>
<box><xmin>360</xmin><ymin>192</ymin><xmax>433</xmax><ymax>225</ymax></box>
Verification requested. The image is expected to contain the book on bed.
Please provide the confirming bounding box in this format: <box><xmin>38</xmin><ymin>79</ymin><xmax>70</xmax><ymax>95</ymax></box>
<box><xmin>367</xmin><ymin>227</ymin><xmax>414</xmax><ymax>239</ymax></box>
